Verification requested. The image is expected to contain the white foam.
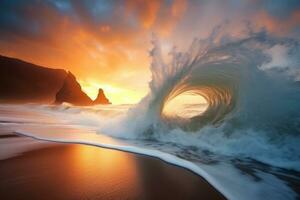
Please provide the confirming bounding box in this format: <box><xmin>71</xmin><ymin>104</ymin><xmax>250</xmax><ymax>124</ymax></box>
<box><xmin>0</xmin><ymin>137</ymin><xmax>55</xmax><ymax>160</ymax></box>
<box><xmin>16</xmin><ymin>130</ymin><xmax>297</xmax><ymax>200</ymax></box>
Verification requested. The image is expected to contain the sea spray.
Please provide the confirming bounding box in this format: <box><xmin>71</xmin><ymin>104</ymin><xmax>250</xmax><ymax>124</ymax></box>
<box><xmin>106</xmin><ymin>25</ymin><xmax>300</xmax><ymax>169</ymax></box>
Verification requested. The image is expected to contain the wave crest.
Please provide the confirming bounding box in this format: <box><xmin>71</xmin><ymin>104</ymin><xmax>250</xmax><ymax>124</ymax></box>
<box><xmin>95</xmin><ymin>24</ymin><xmax>300</xmax><ymax>171</ymax></box>
<box><xmin>128</xmin><ymin>25</ymin><xmax>300</xmax><ymax>136</ymax></box>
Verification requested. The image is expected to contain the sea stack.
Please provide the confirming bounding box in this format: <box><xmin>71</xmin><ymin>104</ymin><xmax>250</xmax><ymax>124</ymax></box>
<box><xmin>55</xmin><ymin>72</ymin><xmax>93</xmax><ymax>106</ymax></box>
<box><xmin>93</xmin><ymin>88</ymin><xmax>111</xmax><ymax>104</ymax></box>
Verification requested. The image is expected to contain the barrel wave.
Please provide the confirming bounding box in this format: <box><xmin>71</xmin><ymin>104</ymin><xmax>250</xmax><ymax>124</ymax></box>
<box><xmin>118</xmin><ymin>24</ymin><xmax>300</xmax><ymax>171</ymax></box>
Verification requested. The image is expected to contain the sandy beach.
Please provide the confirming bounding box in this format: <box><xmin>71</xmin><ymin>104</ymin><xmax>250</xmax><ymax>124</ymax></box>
<box><xmin>0</xmin><ymin>133</ymin><xmax>225</xmax><ymax>200</ymax></box>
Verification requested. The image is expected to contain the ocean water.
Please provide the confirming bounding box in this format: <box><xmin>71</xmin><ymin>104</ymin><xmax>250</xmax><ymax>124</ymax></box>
<box><xmin>1</xmin><ymin>25</ymin><xmax>300</xmax><ymax>200</ymax></box>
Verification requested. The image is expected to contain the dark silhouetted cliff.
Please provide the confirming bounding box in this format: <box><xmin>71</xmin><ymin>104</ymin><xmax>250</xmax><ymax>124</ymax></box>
<box><xmin>0</xmin><ymin>55</ymin><xmax>67</xmax><ymax>103</ymax></box>
<box><xmin>55</xmin><ymin>72</ymin><xmax>94</xmax><ymax>106</ymax></box>
<box><xmin>93</xmin><ymin>88</ymin><xmax>111</xmax><ymax>104</ymax></box>
<box><xmin>0</xmin><ymin>55</ymin><xmax>111</xmax><ymax>105</ymax></box>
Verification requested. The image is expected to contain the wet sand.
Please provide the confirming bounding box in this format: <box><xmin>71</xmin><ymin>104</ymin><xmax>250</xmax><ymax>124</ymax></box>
<box><xmin>0</xmin><ymin>139</ymin><xmax>225</xmax><ymax>200</ymax></box>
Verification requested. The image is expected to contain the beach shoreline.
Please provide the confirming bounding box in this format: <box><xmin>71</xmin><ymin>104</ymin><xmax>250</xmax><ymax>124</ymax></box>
<box><xmin>0</xmin><ymin>133</ymin><xmax>225</xmax><ymax>200</ymax></box>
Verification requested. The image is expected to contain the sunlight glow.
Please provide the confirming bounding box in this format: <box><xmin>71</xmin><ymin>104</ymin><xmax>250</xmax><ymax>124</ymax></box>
<box><xmin>162</xmin><ymin>93</ymin><xmax>208</xmax><ymax>118</ymax></box>
<box><xmin>79</xmin><ymin>80</ymin><xmax>147</xmax><ymax>104</ymax></box>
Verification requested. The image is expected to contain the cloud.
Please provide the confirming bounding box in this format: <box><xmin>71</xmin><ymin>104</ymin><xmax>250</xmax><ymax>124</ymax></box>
<box><xmin>0</xmin><ymin>0</ymin><xmax>299</xmax><ymax>103</ymax></box>
<box><xmin>125</xmin><ymin>0</ymin><xmax>161</xmax><ymax>29</ymax></box>
<box><xmin>261</xmin><ymin>0</ymin><xmax>300</xmax><ymax>19</ymax></box>
<box><xmin>254</xmin><ymin>9</ymin><xmax>300</xmax><ymax>35</ymax></box>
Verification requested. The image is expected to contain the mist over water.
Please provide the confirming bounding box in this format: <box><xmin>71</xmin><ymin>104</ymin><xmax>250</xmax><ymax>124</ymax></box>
<box><xmin>3</xmin><ymin>24</ymin><xmax>300</xmax><ymax>200</ymax></box>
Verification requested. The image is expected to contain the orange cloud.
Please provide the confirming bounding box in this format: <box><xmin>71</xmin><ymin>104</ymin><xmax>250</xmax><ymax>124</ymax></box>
<box><xmin>125</xmin><ymin>0</ymin><xmax>161</xmax><ymax>29</ymax></box>
<box><xmin>255</xmin><ymin>9</ymin><xmax>300</xmax><ymax>35</ymax></box>
<box><xmin>100</xmin><ymin>25</ymin><xmax>111</xmax><ymax>33</ymax></box>
<box><xmin>154</xmin><ymin>0</ymin><xmax>187</xmax><ymax>36</ymax></box>
<box><xmin>124</xmin><ymin>0</ymin><xmax>187</xmax><ymax>36</ymax></box>
<box><xmin>1</xmin><ymin>1</ymin><xmax>298</xmax><ymax>104</ymax></box>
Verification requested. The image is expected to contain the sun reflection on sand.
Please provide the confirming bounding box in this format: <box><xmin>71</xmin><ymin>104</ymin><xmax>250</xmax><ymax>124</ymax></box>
<box><xmin>67</xmin><ymin>145</ymin><xmax>140</xmax><ymax>198</ymax></box>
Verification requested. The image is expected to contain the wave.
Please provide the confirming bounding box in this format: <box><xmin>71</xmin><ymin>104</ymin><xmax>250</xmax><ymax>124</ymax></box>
<box><xmin>107</xmin><ymin>24</ymin><xmax>300</xmax><ymax>170</ymax></box>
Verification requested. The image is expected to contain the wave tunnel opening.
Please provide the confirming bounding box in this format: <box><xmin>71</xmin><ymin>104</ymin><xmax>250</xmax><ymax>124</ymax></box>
<box><xmin>162</xmin><ymin>92</ymin><xmax>208</xmax><ymax>119</ymax></box>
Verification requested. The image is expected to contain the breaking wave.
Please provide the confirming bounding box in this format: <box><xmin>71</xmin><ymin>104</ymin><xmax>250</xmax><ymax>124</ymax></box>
<box><xmin>108</xmin><ymin>24</ymin><xmax>300</xmax><ymax>170</ymax></box>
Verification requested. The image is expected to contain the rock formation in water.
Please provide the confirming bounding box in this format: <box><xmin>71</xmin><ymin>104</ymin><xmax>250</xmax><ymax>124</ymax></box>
<box><xmin>55</xmin><ymin>72</ymin><xmax>94</xmax><ymax>106</ymax></box>
<box><xmin>93</xmin><ymin>88</ymin><xmax>111</xmax><ymax>104</ymax></box>
<box><xmin>0</xmin><ymin>55</ymin><xmax>111</xmax><ymax>105</ymax></box>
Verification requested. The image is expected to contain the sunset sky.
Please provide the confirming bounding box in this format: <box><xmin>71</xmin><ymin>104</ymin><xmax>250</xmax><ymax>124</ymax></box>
<box><xmin>1</xmin><ymin>0</ymin><xmax>300</xmax><ymax>104</ymax></box>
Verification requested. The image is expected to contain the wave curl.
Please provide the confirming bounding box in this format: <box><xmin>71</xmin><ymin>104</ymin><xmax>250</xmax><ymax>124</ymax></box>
<box><xmin>126</xmin><ymin>25</ymin><xmax>300</xmax><ymax>137</ymax></box>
